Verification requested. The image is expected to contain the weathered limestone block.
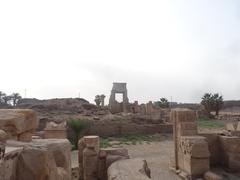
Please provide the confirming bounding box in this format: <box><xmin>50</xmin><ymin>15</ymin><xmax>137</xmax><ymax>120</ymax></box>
<box><xmin>43</xmin><ymin>139</ymin><xmax>72</xmax><ymax>179</ymax></box>
<box><xmin>98</xmin><ymin>150</ymin><xmax>107</xmax><ymax>180</ymax></box>
<box><xmin>97</xmin><ymin>148</ymin><xmax>129</xmax><ymax>180</ymax></box>
<box><xmin>44</xmin><ymin>121</ymin><xmax>67</xmax><ymax>139</ymax></box>
<box><xmin>57</xmin><ymin>167</ymin><xmax>69</xmax><ymax>180</ymax></box>
<box><xmin>84</xmin><ymin>136</ymin><xmax>100</xmax><ymax>151</ymax></box>
<box><xmin>171</xmin><ymin>109</ymin><xmax>198</xmax><ymax>172</ymax></box>
<box><xmin>180</xmin><ymin>136</ymin><xmax>210</xmax><ymax>178</ymax></box>
<box><xmin>83</xmin><ymin>146</ymin><xmax>98</xmax><ymax>180</ymax></box>
<box><xmin>0</xmin><ymin>130</ymin><xmax>8</xmax><ymax>161</ymax></box>
<box><xmin>225</xmin><ymin>123</ymin><xmax>235</xmax><ymax>131</ymax></box>
<box><xmin>78</xmin><ymin>138</ymin><xmax>86</xmax><ymax>180</ymax></box>
<box><xmin>7</xmin><ymin>139</ymin><xmax>71</xmax><ymax>180</ymax></box>
<box><xmin>200</xmin><ymin>133</ymin><xmax>221</xmax><ymax>166</ymax></box>
<box><xmin>16</xmin><ymin>146</ymin><xmax>58</xmax><ymax>180</ymax></box>
<box><xmin>78</xmin><ymin>136</ymin><xmax>99</xmax><ymax>180</ymax></box>
<box><xmin>179</xmin><ymin>122</ymin><xmax>198</xmax><ymax>136</ymax></box>
<box><xmin>219</xmin><ymin>136</ymin><xmax>240</xmax><ymax>172</ymax></box>
<box><xmin>0</xmin><ymin>109</ymin><xmax>38</xmax><ymax>141</ymax></box>
<box><xmin>101</xmin><ymin>148</ymin><xmax>129</xmax><ymax>168</ymax></box>
<box><xmin>107</xmin><ymin>158</ymin><xmax>151</xmax><ymax>180</ymax></box>
<box><xmin>0</xmin><ymin>146</ymin><xmax>22</xmax><ymax>180</ymax></box>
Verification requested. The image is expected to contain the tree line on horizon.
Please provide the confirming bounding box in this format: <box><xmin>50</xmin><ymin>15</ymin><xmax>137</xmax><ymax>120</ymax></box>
<box><xmin>0</xmin><ymin>91</ymin><xmax>22</xmax><ymax>106</ymax></box>
<box><xmin>155</xmin><ymin>93</ymin><xmax>224</xmax><ymax>118</ymax></box>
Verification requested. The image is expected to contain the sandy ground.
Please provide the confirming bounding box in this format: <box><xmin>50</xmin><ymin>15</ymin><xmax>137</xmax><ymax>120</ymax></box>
<box><xmin>121</xmin><ymin>136</ymin><xmax>181</xmax><ymax>180</ymax></box>
<box><xmin>71</xmin><ymin>134</ymin><xmax>180</xmax><ymax>180</ymax></box>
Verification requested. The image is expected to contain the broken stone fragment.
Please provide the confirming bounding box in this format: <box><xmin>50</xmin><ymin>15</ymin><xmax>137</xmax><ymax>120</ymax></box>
<box><xmin>107</xmin><ymin>158</ymin><xmax>151</xmax><ymax>180</ymax></box>
<box><xmin>0</xmin><ymin>109</ymin><xmax>38</xmax><ymax>142</ymax></box>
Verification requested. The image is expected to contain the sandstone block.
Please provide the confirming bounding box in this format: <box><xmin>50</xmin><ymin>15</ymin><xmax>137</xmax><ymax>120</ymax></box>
<box><xmin>225</xmin><ymin>123</ymin><xmax>235</xmax><ymax>131</ymax></box>
<box><xmin>219</xmin><ymin>136</ymin><xmax>240</xmax><ymax>172</ymax></box>
<box><xmin>16</xmin><ymin>146</ymin><xmax>58</xmax><ymax>180</ymax></box>
<box><xmin>107</xmin><ymin>158</ymin><xmax>151</xmax><ymax>180</ymax></box>
<box><xmin>0</xmin><ymin>109</ymin><xmax>38</xmax><ymax>141</ymax></box>
<box><xmin>83</xmin><ymin>146</ymin><xmax>98</xmax><ymax>180</ymax></box>
<box><xmin>7</xmin><ymin>139</ymin><xmax>71</xmax><ymax>180</ymax></box>
<box><xmin>0</xmin><ymin>146</ymin><xmax>22</xmax><ymax>180</ymax></box>
<box><xmin>44</xmin><ymin>122</ymin><xmax>67</xmax><ymax>139</ymax></box>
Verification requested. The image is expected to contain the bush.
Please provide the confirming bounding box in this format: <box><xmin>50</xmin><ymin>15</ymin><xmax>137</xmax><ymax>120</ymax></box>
<box><xmin>67</xmin><ymin>118</ymin><xmax>91</xmax><ymax>149</ymax></box>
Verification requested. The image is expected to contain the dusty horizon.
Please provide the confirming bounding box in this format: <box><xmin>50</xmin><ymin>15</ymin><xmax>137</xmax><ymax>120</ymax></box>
<box><xmin>1</xmin><ymin>0</ymin><xmax>240</xmax><ymax>104</ymax></box>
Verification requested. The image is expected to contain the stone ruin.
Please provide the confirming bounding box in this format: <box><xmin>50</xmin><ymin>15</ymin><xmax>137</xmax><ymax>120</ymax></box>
<box><xmin>0</xmin><ymin>109</ymin><xmax>72</xmax><ymax>180</ymax></box>
<box><xmin>44</xmin><ymin>121</ymin><xmax>67</xmax><ymax>139</ymax></box>
<box><xmin>109</xmin><ymin>82</ymin><xmax>129</xmax><ymax>113</ymax></box>
<box><xmin>108</xmin><ymin>83</ymin><xmax>170</xmax><ymax>124</ymax></box>
<box><xmin>224</xmin><ymin>121</ymin><xmax>240</xmax><ymax>136</ymax></box>
<box><xmin>77</xmin><ymin>135</ymin><xmax>151</xmax><ymax>180</ymax></box>
<box><xmin>0</xmin><ymin>108</ymin><xmax>152</xmax><ymax>180</ymax></box>
<box><xmin>171</xmin><ymin>109</ymin><xmax>240</xmax><ymax>180</ymax></box>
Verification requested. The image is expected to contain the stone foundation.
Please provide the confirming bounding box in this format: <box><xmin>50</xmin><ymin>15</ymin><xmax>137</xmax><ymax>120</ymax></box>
<box><xmin>78</xmin><ymin>136</ymin><xmax>144</xmax><ymax>180</ymax></box>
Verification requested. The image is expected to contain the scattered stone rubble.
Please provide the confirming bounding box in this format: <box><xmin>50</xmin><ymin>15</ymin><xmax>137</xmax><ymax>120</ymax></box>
<box><xmin>0</xmin><ymin>109</ymin><xmax>71</xmax><ymax>180</ymax></box>
<box><xmin>171</xmin><ymin>109</ymin><xmax>240</xmax><ymax>180</ymax></box>
<box><xmin>78</xmin><ymin>135</ymin><xmax>151</xmax><ymax>180</ymax></box>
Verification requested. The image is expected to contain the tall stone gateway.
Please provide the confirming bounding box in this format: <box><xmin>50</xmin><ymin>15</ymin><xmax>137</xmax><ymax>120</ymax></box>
<box><xmin>109</xmin><ymin>82</ymin><xmax>129</xmax><ymax>113</ymax></box>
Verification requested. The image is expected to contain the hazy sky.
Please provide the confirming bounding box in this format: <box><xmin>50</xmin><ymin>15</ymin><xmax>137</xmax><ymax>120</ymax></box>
<box><xmin>1</xmin><ymin>0</ymin><xmax>240</xmax><ymax>103</ymax></box>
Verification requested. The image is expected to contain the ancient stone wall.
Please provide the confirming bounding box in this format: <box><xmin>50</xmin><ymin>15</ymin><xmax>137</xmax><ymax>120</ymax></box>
<box><xmin>78</xmin><ymin>136</ymin><xmax>130</xmax><ymax>180</ymax></box>
<box><xmin>88</xmin><ymin>123</ymin><xmax>172</xmax><ymax>137</ymax></box>
<box><xmin>171</xmin><ymin>109</ymin><xmax>210</xmax><ymax>179</ymax></box>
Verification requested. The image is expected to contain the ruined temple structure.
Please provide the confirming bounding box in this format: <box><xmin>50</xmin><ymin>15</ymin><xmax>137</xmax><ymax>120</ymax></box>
<box><xmin>171</xmin><ymin>109</ymin><xmax>240</xmax><ymax>180</ymax></box>
<box><xmin>109</xmin><ymin>82</ymin><xmax>129</xmax><ymax>113</ymax></box>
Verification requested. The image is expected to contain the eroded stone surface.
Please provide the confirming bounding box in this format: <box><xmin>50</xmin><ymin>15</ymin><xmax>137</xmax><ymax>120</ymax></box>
<box><xmin>44</xmin><ymin>121</ymin><xmax>67</xmax><ymax>139</ymax></box>
<box><xmin>5</xmin><ymin>139</ymin><xmax>71</xmax><ymax>180</ymax></box>
<box><xmin>107</xmin><ymin>158</ymin><xmax>151</xmax><ymax>180</ymax></box>
<box><xmin>0</xmin><ymin>109</ymin><xmax>38</xmax><ymax>141</ymax></box>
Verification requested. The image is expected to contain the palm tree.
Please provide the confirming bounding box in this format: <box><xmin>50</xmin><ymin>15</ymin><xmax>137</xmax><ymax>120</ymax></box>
<box><xmin>0</xmin><ymin>91</ymin><xmax>6</xmax><ymax>104</ymax></box>
<box><xmin>201</xmin><ymin>93</ymin><xmax>223</xmax><ymax>117</ymax></box>
<box><xmin>155</xmin><ymin>98</ymin><xmax>169</xmax><ymax>108</ymax></box>
<box><xmin>2</xmin><ymin>95</ymin><xmax>12</xmax><ymax>105</ymax></box>
<box><xmin>11</xmin><ymin>93</ymin><xmax>22</xmax><ymax>106</ymax></box>
<box><xmin>94</xmin><ymin>95</ymin><xmax>101</xmax><ymax>107</ymax></box>
<box><xmin>212</xmin><ymin>93</ymin><xmax>223</xmax><ymax>116</ymax></box>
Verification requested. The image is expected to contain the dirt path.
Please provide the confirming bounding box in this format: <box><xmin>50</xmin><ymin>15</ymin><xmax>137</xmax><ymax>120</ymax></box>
<box><xmin>120</xmin><ymin>136</ymin><xmax>180</xmax><ymax>180</ymax></box>
<box><xmin>71</xmin><ymin>134</ymin><xmax>180</xmax><ymax>180</ymax></box>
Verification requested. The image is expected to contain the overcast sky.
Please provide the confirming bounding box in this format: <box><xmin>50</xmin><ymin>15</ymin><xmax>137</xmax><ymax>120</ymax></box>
<box><xmin>1</xmin><ymin>0</ymin><xmax>240</xmax><ymax>103</ymax></box>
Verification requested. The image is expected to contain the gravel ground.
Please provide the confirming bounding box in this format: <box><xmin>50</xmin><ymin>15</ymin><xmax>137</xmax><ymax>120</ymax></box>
<box><xmin>120</xmin><ymin>135</ymin><xmax>180</xmax><ymax>180</ymax></box>
<box><xmin>71</xmin><ymin>134</ymin><xmax>180</xmax><ymax>180</ymax></box>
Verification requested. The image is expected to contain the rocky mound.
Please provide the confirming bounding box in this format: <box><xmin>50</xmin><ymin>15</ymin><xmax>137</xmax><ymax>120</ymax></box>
<box><xmin>17</xmin><ymin>98</ymin><xmax>96</xmax><ymax>113</ymax></box>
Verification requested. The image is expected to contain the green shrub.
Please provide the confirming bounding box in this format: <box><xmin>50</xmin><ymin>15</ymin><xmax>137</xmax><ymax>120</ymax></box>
<box><xmin>67</xmin><ymin>118</ymin><xmax>91</xmax><ymax>149</ymax></box>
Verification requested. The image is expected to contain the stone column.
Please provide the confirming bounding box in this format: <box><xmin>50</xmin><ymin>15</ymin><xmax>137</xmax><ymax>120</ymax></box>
<box><xmin>83</xmin><ymin>145</ymin><xmax>98</xmax><ymax>180</ymax></box>
<box><xmin>0</xmin><ymin>130</ymin><xmax>7</xmax><ymax>163</ymax></box>
<box><xmin>171</xmin><ymin>109</ymin><xmax>197</xmax><ymax>170</ymax></box>
<box><xmin>78</xmin><ymin>136</ymin><xmax>100</xmax><ymax>180</ymax></box>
